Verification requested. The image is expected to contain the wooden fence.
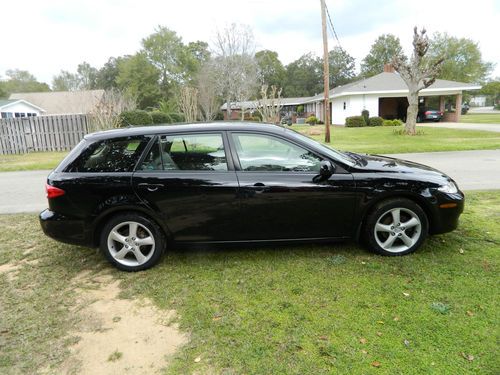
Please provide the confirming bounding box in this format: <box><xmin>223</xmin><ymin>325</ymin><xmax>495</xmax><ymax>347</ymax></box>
<box><xmin>0</xmin><ymin>114</ymin><xmax>89</xmax><ymax>154</ymax></box>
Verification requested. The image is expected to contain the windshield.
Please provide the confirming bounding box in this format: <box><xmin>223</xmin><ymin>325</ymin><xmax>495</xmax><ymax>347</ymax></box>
<box><xmin>285</xmin><ymin>128</ymin><xmax>355</xmax><ymax>166</ymax></box>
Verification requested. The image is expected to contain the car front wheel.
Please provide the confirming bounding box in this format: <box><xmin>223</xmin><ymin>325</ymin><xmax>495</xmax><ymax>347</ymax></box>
<box><xmin>364</xmin><ymin>198</ymin><xmax>428</xmax><ymax>256</ymax></box>
<box><xmin>100</xmin><ymin>213</ymin><xmax>165</xmax><ymax>271</ymax></box>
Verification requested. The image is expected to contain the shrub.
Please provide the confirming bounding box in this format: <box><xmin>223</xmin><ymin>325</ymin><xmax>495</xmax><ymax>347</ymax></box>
<box><xmin>361</xmin><ymin>109</ymin><xmax>370</xmax><ymax>125</ymax></box>
<box><xmin>150</xmin><ymin>111</ymin><xmax>172</xmax><ymax>124</ymax></box>
<box><xmin>368</xmin><ymin>116</ymin><xmax>384</xmax><ymax>127</ymax></box>
<box><xmin>494</xmin><ymin>103</ymin><xmax>500</xmax><ymax>110</ymax></box>
<box><xmin>247</xmin><ymin>116</ymin><xmax>261</xmax><ymax>122</ymax></box>
<box><xmin>118</xmin><ymin>110</ymin><xmax>153</xmax><ymax>127</ymax></box>
<box><xmin>297</xmin><ymin>105</ymin><xmax>304</xmax><ymax>114</ymax></box>
<box><xmin>169</xmin><ymin>113</ymin><xmax>185</xmax><ymax>122</ymax></box>
<box><xmin>305</xmin><ymin>115</ymin><xmax>318</xmax><ymax>125</ymax></box>
<box><xmin>382</xmin><ymin>119</ymin><xmax>404</xmax><ymax>126</ymax></box>
<box><xmin>345</xmin><ymin>116</ymin><xmax>366</xmax><ymax>127</ymax></box>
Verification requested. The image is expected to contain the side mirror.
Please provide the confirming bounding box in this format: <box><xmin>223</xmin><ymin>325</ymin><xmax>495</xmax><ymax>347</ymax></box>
<box><xmin>319</xmin><ymin>160</ymin><xmax>335</xmax><ymax>178</ymax></box>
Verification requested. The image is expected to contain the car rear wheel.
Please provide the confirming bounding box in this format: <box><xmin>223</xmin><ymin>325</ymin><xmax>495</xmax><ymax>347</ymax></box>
<box><xmin>100</xmin><ymin>213</ymin><xmax>165</xmax><ymax>271</ymax></box>
<box><xmin>364</xmin><ymin>198</ymin><xmax>428</xmax><ymax>256</ymax></box>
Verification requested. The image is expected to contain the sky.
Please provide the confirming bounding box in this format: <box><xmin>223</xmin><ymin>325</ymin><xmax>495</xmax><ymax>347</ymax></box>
<box><xmin>1</xmin><ymin>0</ymin><xmax>499</xmax><ymax>85</ymax></box>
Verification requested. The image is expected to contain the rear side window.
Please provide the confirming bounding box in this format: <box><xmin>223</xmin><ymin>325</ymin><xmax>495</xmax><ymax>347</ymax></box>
<box><xmin>66</xmin><ymin>136</ymin><xmax>150</xmax><ymax>172</ymax></box>
<box><xmin>139</xmin><ymin>133</ymin><xmax>228</xmax><ymax>171</ymax></box>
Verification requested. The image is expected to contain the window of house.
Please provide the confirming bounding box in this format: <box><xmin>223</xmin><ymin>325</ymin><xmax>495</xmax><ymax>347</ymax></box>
<box><xmin>139</xmin><ymin>133</ymin><xmax>228</xmax><ymax>171</ymax></box>
<box><xmin>67</xmin><ymin>136</ymin><xmax>150</xmax><ymax>173</ymax></box>
<box><xmin>232</xmin><ymin>133</ymin><xmax>321</xmax><ymax>172</ymax></box>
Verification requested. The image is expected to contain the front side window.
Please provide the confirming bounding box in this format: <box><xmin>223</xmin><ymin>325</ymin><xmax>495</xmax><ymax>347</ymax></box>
<box><xmin>232</xmin><ymin>133</ymin><xmax>321</xmax><ymax>172</ymax></box>
<box><xmin>67</xmin><ymin>136</ymin><xmax>149</xmax><ymax>172</ymax></box>
<box><xmin>139</xmin><ymin>133</ymin><xmax>228</xmax><ymax>171</ymax></box>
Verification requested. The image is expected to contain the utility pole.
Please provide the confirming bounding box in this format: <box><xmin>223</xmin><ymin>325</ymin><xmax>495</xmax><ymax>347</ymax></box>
<box><xmin>320</xmin><ymin>0</ymin><xmax>331</xmax><ymax>143</ymax></box>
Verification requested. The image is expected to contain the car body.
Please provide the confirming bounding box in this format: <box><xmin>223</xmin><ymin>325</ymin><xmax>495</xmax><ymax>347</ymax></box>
<box><xmin>40</xmin><ymin>122</ymin><xmax>464</xmax><ymax>271</ymax></box>
<box><xmin>417</xmin><ymin>108</ymin><xmax>443</xmax><ymax>122</ymax></box>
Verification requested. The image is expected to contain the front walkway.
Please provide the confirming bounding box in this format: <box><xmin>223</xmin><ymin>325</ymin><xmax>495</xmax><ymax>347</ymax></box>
<box><xmin>418</xmin><ymin>122</ymin><xmax>500</xmax><ymax>132</ymax></box>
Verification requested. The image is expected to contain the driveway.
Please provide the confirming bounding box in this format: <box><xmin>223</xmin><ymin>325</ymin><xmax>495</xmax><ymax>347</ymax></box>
<box><xmin>1</xmin><ymin>149</ymin><xmax>499</xmax><ymax>214</ymax></box>
<box><xmin>418</xmin><ymin>122</ymin><xmax>500</xmax><ymax>132</ymax></box>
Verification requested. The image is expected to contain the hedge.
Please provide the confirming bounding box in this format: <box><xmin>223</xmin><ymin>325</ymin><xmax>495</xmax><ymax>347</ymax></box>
<box><xmin>150</xmin><ymin>111</ymin><xmax>172</xmax><ymax>124</ymax></box>
<box><xmin>118</xmin><ymin>110</ymin><xmax>153</xmax><ymax>127</ymax></box>
<box><xmin>305</xmin><ymin>115</ymin><xmax>319</xmax><ymax>125</ymax></box>
<box><xmin>368</xmin><ymin>116</ymin><xmax>384</xmax><ymax>127</ymax></box>
<box><xmin>345</xmin><ymin>116</ymin><xmax>366</xmax><ymax>127</ymax></box>
<box><xmin>382</xmin><ymin>119</ymin><xmax>404</xmax><ymax>126</ymax></box>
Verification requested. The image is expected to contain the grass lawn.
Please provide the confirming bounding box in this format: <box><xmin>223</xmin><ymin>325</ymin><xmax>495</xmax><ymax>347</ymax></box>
<box><xmin>294</xmin><ymin>124</ymin><xmax>500</xmax><ymax>154</ymax></box>
<box><xmin>0</xmin><ymin>151</ymin><xmax>67</xmax><ymax>172</ymax></box>
<box><xmin>460</xmin><ymin>113</ymin><xmax>500</xmax><ymax>124</ymax></box>
<box><xmin>1</xmin><ymin>191</ymin><xmax>499</xmax><ymax>374</ymax></box>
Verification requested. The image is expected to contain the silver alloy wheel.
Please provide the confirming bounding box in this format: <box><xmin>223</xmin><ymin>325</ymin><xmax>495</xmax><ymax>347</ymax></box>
<box><xmin>107</xmin><ymin>221</ymin><xmax>155</xmax><ymax>267</ymax></box>
<box><xmin>374</xmin><ymin>207</ymin><xmax>422</xmax><ymax>253</ymax></box>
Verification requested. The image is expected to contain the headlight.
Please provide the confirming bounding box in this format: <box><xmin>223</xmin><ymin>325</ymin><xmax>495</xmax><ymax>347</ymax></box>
<box><xmin>438</xmin><ymin>181</ymin><xmax>458</xmax><ymax>194</ymax></box>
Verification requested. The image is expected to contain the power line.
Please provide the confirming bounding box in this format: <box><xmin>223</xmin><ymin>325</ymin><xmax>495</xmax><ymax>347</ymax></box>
<box><xmin>325</xmin><ymin>2</ymin><xmax>342</xmax><ymax>50</ymax></box>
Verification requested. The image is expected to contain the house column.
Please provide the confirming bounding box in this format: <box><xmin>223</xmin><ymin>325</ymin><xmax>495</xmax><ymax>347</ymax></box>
<box><xmin>455</xmin><ymin>93</ymin><xmax>462</xmax><ymax>122</ymax></box>
<box><xmin>439</xmin><ymin>96</ymin><xmax>445</xmax><ymax>113</ymax></box>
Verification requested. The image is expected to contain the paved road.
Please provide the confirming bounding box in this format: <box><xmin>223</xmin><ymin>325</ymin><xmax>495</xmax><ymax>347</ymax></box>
<box><xmin>418</xmin><ymin>122</ymin><xmax>500</xmax><ymax>133</ymax></box>
<box><xmin>0</xmin><ymin>149</ymin><xmax>499</xmax><ymax>214</ymax></box>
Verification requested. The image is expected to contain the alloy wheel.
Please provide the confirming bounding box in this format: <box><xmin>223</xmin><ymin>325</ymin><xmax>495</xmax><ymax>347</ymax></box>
<box><xmin>373</xmin><ymin>208</ymin><xmax>422</xmax><ymax>253</ymax></box>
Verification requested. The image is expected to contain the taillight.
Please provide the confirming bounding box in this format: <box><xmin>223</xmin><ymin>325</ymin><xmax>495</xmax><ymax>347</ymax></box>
<box><xmin>425</xmin><ymin>111</ymin><xmax>431</xmax><ymax>115</ymax></box>
<box><xmin>46</xmin><ymin>184</ymin><xmax>65</xmax><ymax>199</ymax></box>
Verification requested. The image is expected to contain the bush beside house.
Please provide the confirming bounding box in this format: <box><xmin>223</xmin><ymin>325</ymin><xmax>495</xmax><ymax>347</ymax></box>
<box><xmin>368</xmin><ymin>117</ymin><xmax>384</xmax><ymax>127</ymax></box>
<box><xmin>382</xmin><ymin>119</ymin><xmax>404</xmax><ymax>126</ymax></box>
<box><xmin>305</xmin><ymin>115</ymin><xmax>319</xmax><ymax>125</ymax></box>
<box><xmin>345</xmin><ymin>116</ymin><xmax>366</xmax><ymax>127</ymax></box>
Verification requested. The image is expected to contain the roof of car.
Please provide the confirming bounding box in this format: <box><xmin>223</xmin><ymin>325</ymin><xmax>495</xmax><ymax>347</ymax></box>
<box><xmin>84</xmin><ymin>121</ymin><xmax>289</xmax><ymax>140</ymax></box>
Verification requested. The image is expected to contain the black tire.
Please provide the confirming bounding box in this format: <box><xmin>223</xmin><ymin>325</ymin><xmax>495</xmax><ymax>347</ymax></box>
<box><xmin>363</xmin><ymin>198</ymin><xmax>428</xmax><ymax>256</ymax></box>
<box><xmin>100</xmin><ymin>213</ymin><xmax>165</xmax><ymax>271</ymax></box>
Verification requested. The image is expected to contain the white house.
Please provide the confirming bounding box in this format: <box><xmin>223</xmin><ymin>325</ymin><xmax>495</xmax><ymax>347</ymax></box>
<box><xmin>0</xmin><ymin>99</ymin><xmax>46</xmax><ymax>119</ymax></box>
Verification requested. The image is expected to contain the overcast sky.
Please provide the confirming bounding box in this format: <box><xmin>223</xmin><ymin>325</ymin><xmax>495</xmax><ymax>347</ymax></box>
<box><xmin>1</xmin><ymin>0</ymin><xmax>499</xmax><ymax>85</ymax></box>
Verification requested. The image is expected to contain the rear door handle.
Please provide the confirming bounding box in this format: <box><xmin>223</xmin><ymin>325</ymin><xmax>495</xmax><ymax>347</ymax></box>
<box><xmin>252</xmin><ymin>182</ymin><xmax>266</xmax><ymax>192</ymax></box>
<box><xmin>138</xmin><ymin>183</ymin><xmax>164</xmax><ymax>192</ymax></box>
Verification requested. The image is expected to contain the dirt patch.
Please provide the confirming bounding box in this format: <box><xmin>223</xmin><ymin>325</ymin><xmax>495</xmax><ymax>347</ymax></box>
<box><xmin>0</xmin><ymin>262</ymin><xmax>20</xmax><ymax>282</ymax></box>
<box><xmin>58</xmin><ymin>273</ymin><xmax>188</xmax><ymax>375</ymax></box>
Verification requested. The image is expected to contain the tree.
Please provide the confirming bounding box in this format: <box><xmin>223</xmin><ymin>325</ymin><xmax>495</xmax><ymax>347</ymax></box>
<box><xmin>88</xmin><ymin>89</ymin><xmax>136</xmax><ymax>132</ymax></box>
<box><xmin>257</xmin><ymin>85</ymin><xmax>283</xmax><ymax>124</ymax></box>
<box><xmin>361</xmin><ymin>34</ymin><xmax>403</xmax><ymax>77</ymax></box>
<box><xmin>328</xmin><ymin>47</ymin><xmax>356</xmax><ymax>87</ymax></box>
<box><xmin>197</xmin><ymin>60</ymin><xmax>220</xmax><ymax>121</ymax></box>
<box><xmin>77</xmin><ymin>62</ymin><xmax>98</xmax><ymax>89</ymax></box>
<box><xmin>52</xmin><ymin>70</ymin><xmax>80</xmax><ymax>91</ymax></box>
<box><xmin>1</xmin><ymin>69</ymin><xmax>50</xmax><ymax>95</ymax></box>
<box><xmin>116</xmin><ymin>53</ymin><xmax>162</xmax><ymax>109</ymax></box>
<box><xmin>255</xmin><ymin>50</ymin><xmax>286</xmax><ymax>89</ymax></box>
<box><xmin>481</xmin><ymin>79</ymin><xmax>500</xmax><ymax>105</ymax></box>
<box><xmin>212</xmin><ymin>23</ymin><xmax>258</xmax><ymax>119</ymax></box>
<box><xmin>428</xmin><ymin>33</ymin><xmax>493</xmax><ymax>83</ymax></box>
<box><xmin>96</xmin><ymin>57</ymin><xmax>124</xmax><ymax>90</ymax></box>
<box><xmin>142</xmin><ymin>26</ymin><xmax>191</xmax><ymax>98</ymax></box>
<box><xmin>283</xmin><ymin>53</ymin><xmax>322</xmax><ymax>97</ymax></box>
<box><xmin>392</xmin><ymin>27</ymin><xmax>444</xmax><ymax>135</ymax></box>
<box><xmin>177</xmin><ymin>86</ymin><xmax>198</xmax><ymax>122</ymax></box>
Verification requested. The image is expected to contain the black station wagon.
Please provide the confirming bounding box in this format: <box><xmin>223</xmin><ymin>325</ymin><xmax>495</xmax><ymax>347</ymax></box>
<box><xmin>40</xmin><ymin>122</ymin><xmax>464</xmax><ymax>271</ymax></box>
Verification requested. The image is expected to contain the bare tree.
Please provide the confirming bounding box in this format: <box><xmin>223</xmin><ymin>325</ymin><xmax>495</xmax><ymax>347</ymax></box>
<box><xmin>178</xmin><ymin>86</ymin><xmax>198</xmax><ymax>122</ymax></box>
<box><xmin>197</xmin><ymin>61</ymin><xmax>220</xmax><ymax>121</ymax></box>
<box><xmin>88</xmin><ymin>89</ymin><xmax>136</xmax><ymax>132</ymax></box>
<box><xmin>257</xmin><ymin>85</ymin><xmax>283</xmax><ymax>124</ymax></box>
<box><xmin>392</xmin><ymin>27</ymin><xmax>444</xmax><ymax>135</ymax></box>
<box><xmin>212</xmin><ymin>23</ymin><xmax>258</xmax><ymax>119</ymax></box>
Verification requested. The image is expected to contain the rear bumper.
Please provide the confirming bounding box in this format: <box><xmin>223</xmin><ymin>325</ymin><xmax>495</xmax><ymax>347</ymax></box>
<box><xmin>39</xmin><ymin>209</ymin><xmax>94</xmax><ymax>247</ymax></box>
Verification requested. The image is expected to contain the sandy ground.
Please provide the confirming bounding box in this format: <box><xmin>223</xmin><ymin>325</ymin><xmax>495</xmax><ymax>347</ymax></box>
<box><xmin>50</xmin><ymin>272</ymin><xmax>188</xmax><ymax>375</ymax></box>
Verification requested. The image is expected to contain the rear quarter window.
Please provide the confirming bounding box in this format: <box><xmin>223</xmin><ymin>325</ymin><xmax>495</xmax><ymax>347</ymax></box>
<box><xmin>66</xmin><ymin>136</ymin><xmax>150</xmax><ymax>173</ymax></box>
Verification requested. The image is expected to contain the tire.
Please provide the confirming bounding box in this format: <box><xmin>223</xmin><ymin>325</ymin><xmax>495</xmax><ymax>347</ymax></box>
<box><xmin>363</xmin><ymin>198</ymin><xmax>428</xmax><ymax>256</ymax></box>
<box><xmin>100</xmin><ymin>213</ymin><xmax>165</xmax><ymax>271</ymax></box>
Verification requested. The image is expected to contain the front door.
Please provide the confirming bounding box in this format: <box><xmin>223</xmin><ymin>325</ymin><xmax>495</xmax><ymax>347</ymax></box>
<box><xmin>132</xmin><ymin>132</ymin><xmax>240</xmax><ymax>242</ymax></box>
<box><xmin>229</xmin><ymin>132</ymin><xmax>356</xmax><ymax>240</ymax></box>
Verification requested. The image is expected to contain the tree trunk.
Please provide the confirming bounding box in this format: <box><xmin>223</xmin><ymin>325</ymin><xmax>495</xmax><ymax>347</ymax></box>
<box><xmin>405</xmin><ymin>91</ymin><xmax>419</xmax><ymax>135</ymax></box>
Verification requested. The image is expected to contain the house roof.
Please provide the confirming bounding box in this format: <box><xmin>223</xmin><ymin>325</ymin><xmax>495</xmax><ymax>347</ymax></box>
<box><xmin>305</xmin><ymin>72</ymin><xmax>481</xmax><ymax>102</ymax></box>
<box><xmin>0</xmin><ymin>99</ymin><xmax>46</xmax><ymax>112</ymax></box>
<box><xmin>221</xmin><ymin>96</ymin><xmax>314</xmax><ymax>110</ymax></box>
<box><xmin>9</xmin><ymin>89</ymin><xmax>105</xmax><ymax>114</ymax></box>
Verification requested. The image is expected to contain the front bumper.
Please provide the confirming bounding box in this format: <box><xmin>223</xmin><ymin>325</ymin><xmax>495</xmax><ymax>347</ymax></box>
<box><xmin>428</xmin><ymin>191</ymin><xmax>465</xmax><ymax>235</ymax></box>
<box><xmin>39</xmin><ymin>209</ymin><xmax>93</xmax><ymax>247</ymax></box>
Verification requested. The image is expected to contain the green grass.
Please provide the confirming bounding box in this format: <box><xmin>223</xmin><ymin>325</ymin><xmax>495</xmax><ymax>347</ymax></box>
<box><xmin>294</xmin><ymin>125</ymin><xmax>500</xmax><ymax>154</ymax></box>
<box><xmin>460</xmin><ymin>113</ymin><xmax>500</xmax><ymax>124</ymax></box>
<box><xmin>1</xmin><ymin>191</ymin><xmax>498</xmax><ymax>374</ymax></box>
<box><xmin>0</xmin><ymin>151</ymin><xmax>67</xmax><ymax>172</ymax></box>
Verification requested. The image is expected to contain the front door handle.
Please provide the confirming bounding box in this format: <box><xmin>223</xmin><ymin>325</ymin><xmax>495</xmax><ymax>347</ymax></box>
<box><xmin>252</xmin><ymin>182</ymin><xmax>266</xmax><ymax>192</ymax></box>
<box><xmin>138</xmin><ymin>183</ymin><xmax>164</xmax><ymax>192</ymax></box>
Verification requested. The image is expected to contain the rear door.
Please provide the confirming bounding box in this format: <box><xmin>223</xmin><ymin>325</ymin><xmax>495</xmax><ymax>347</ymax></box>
<box><xmin>132</xmin><ymin>131</ymin><xmax>241</xmax><ymax>242</ymax></box>
<box><xmin>228</xmin><ymin>131</ymin><xmax>356</xmax><ymax>240</ymax></box>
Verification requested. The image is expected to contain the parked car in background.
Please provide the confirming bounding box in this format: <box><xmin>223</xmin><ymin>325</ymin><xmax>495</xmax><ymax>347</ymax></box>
<box><xmin>417</xmin><ymin>108</ymin><xmax>443</xmax><ymax>122</ymax></box>
<box><xmin>40</xmin><ymin>123</ymin><xmax>464</xmax><ymax>271</ymax></box>
<box><xmin>461</xmin><ymin>102</ymin><xmax>470</xmax><ymax>115</ymax></box>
